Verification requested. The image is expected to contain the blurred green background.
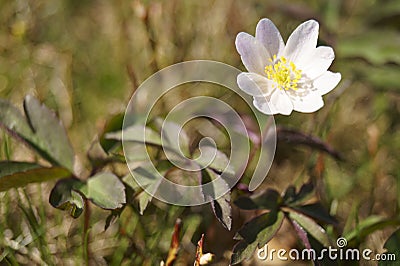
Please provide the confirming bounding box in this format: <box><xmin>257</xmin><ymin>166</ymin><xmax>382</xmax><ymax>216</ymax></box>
<box><xmin>1</xmin><ymin>0</ymin><xmax>399</xmax><ymax>265</ymax></box>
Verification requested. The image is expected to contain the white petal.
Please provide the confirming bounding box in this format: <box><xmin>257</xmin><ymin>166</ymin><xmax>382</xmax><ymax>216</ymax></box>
<box><xmin>303</xmin><ymin>46</ymin><xmax>335</xmax><ymax>79</ymax></box>
<box><xmin>313</xmin><ymin>71</ymin><xmax>341</xmax><ymax>95</ymax></box>
<box><xmin>271</xmin><ymin>90</ymin><xmax>293</xmax><ymax>115</ymax></box>
<box><xmin>291</xmin><ymin>92</ymin><xmax>324</xmax><ymax>113</ymax></box>
<box><xmin>235</xmin><ymin>32</ymin><xmax>269</xmax><ymax>75</ymax></box>
<box><xmin>237</xmin><ymin>72</ymin><xmax>274</xmax><ymax>96</ymax></box>
<box><xmin>253</xmin><ymin>96</ymin><xmax>277</xmax><ymax>115</ymax></box>
<box><xmin>253</xmin><ymin>90</ymin><xmax>293</xmax><ymax>115</ymax></box>
<box><xmin>255</xmin><ymin>18</ymin><xmax>285</xmax><ymax>58</ymax></box>
<box><xmin>283</xmin><ymin>20</ymin><xmax>319</xmax><ymax>68</ymax></box>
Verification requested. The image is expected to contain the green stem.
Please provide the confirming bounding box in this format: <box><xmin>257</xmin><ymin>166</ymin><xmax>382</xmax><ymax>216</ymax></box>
<box><xmin>83</xmin><ymin>199</ymin><xmax>91</xmax><ymax>266</ymax></box>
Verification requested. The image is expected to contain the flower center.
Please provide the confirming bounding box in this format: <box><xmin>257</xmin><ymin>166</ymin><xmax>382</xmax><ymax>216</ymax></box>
<box><xmin>265</xmin><ymin>55</ymin><xmax>302</xmax><ymax>91</ymax></box>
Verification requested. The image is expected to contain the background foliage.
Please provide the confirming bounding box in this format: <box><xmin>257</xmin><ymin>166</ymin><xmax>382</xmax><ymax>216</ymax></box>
<box><xmin>0</xmin><ymin>0</ymin><xmax>399</xmax><ymax>265</ymax></box>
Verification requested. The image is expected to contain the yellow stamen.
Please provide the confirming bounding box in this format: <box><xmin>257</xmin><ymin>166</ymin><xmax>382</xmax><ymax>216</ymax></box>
<box><xmin>265</xmin><ymin>55</ymin><xmax>302</xmax><ymax>91</ymax></box>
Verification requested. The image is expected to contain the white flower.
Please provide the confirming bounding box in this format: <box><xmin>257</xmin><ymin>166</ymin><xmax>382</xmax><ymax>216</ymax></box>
<box><xmin>235</xmin><ymin>19</ymin><xmax>341</xmax><ymax>115</ymax></box>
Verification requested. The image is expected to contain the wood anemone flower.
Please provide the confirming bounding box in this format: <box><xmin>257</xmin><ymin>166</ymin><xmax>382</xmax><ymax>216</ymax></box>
<box><xmin>236</xmin><ymin>19</ymin><xmax>341</xmax><ymax>115</ymax></box>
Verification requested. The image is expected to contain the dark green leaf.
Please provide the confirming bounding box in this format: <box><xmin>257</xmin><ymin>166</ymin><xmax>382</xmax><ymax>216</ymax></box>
<box><xmin>99</xmin><ymin>113</ymin><xmax>124</xmax><ymax>152</ymax></box>
<box><xmin>49</xmin><ymin>178</ymin><xmax>85</xmax><ymax>218</ymax></box>
<box><xmin>291</xmin><ymin>203</ymin><xmax>337</xmax><ymax>225</ymax></box>
<box><xmin>277</xmin><ymin>127</ymin><xmax>342</xmax><ymax>160</ymax></box>
<box><xmin>79</xmin><ymin>172</ymin><xmax>126</xmax><ymax>210</ymax></box>
<box><xmin>296</xmin><ymin>182</ymin><xmax>314</xmax><ymax>202</ymax></box>
<box><xmin>23</xmin><ymin>95</ymin><xmax>75</xmax><ymax>171</ymax></box>
<box><xmin>105</xmin><ymin>208</ymin><xmax>124</xmax><ymax>231</ymax></box>
<box><xmin>230</xmin><ymin>211</ymin><xmax>284</xmax><ymax>265</ymax></box>
<box><xmin>202</xmin><ymin>169</ymin><xmax>232</xmax><ymax>230</ymax></box>
<box><xmin>0</xmin><ymin>161</ymin><xmax>72</xmax><ymax>192</ymax></box>
<box><xmin>125</xmin><ymin>162</ymin><xmax>171</xmax><ymax>214</ymax></box>
<box><xmin>0</xmin><ymin>161</ymin><xmax>40</xmax><ymax>177</ymax></box>
<box><xmin>379</xmin><ymin>228</ymin><xmax>400</xmax><ymax>266</ymax></box>
<box><xmin>288</xmin><ymin>211</ymin><xmax>331</xmax><ymax>247</ymax></box>
<box><xmin>231</xmin><ymin>241</ymin><xmax>258</xmax><ymax>265</ymax></box>
<box><xmin>284</xmin><ymin>182</ymin><xmax>314</xmax><ymax>205</ymax></box>
<box><xmin>283</xmin><ymin>185</ymin><xmax>296</xmax><ymax>202</ymax></box>
<box><xmin>234</xmin><ymin>189</ymin><xmax>282</xmax><ymax>211</ymax></box>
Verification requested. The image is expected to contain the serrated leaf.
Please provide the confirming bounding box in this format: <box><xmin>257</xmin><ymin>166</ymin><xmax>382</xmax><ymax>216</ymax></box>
<box><xmin>49</xmin><ymin>178</ymin><xmax>85</xmax><ymax>218</ymax></box>
<box><xmin>296</xmin><ymin>182</ymin><xmax>314</xmax><ymax>201</ymax></box>
<box><xmin>291</xmin><ymin>203</ymin><xmax>337</xmax><ymax>225</ymax></box>
<box><xmin>124</xmin><ymin>142</ymin><xmax>151</xmax><ymax>162</ymax></box>
<box><xmin>105</xmin><ymin>208</ymin><xmax>124</xmax><ymax>231</ymax></box>
<box><xmin>159</xmin><ymin>120</ymin><xmax>190</xmax><ymax>157</ymax></box>
<box><xmin>284</xmin><ymin>182</ymin><xmax>314</xmax><ymax>205</ymax></box>
<box><xmin>231</xmin><ymin>241</ymin><xmax>259</xmax><ymax>265</ymax></box>
<box><xmin>194</xmin><ymin>146</ymin><xmax>235</xmax><ymax>176</ymax></box>
<box><xmin>283</xmin><ymin>185</ymin><xmax>296</xmax><ymax>202</ymax></box>
<box><xmin>0</xmin><ymin>97</ymin><xmax>75</xmax><ymax>171</ymax></box>
<box><xmin>230</xmin><ymin>211</ymin><xmax>284</xmax><ymax>265</ymax></box>
<box><xmin>128</xmin><ymin>161</ymin><xmax>173</xmax><ymax>189</ymax></box>
<box><xmin>0</xmin><ymin>161</ymin><xmax>72</xmax><ymax>192</ymax></box>
<box><xmin>128</xmin><ymin>162</ymin><xmax>170</xmax><ymax>214</ymax></box>
<box><xmin>105</xmin><ymin>125</ymin><xmax>162</xmax><ymax>146</ymax></box>
<box><xmin>122</xmin><ymin>173</ymin><xmax>140</xmax><ymax>190</ymax></box>
<box><xmin>79</xmin><ymin>172</ymin><xmax>126</xmax><ymax>210</ymax></box>
<box><xmin>234</xmin><ymin>189</ymin><xmax>281</xmax><ymax>211</ymax></box>
<box><xmin>23</xmin><ymin>95</ymin><xmax>75</xmax><ymax>171</ymax></box>
<box><xmin>344</xmin><ymin>216</ymin><xmax>400</xmax><ymax>247</ymax></box>
<box><xmin>288</xmin><ymin>211</ymin><xmax>331</xmax><ymax>247</ymax></box>
<box><xmin>138</xmin><ymin>190</ymin><xmax>153</xmax><ymax>215</ymax></box>
<box><xmin>202</xmin><ymin>169</ymin><xmax>232</xmax><ymax>230</ymax></box>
